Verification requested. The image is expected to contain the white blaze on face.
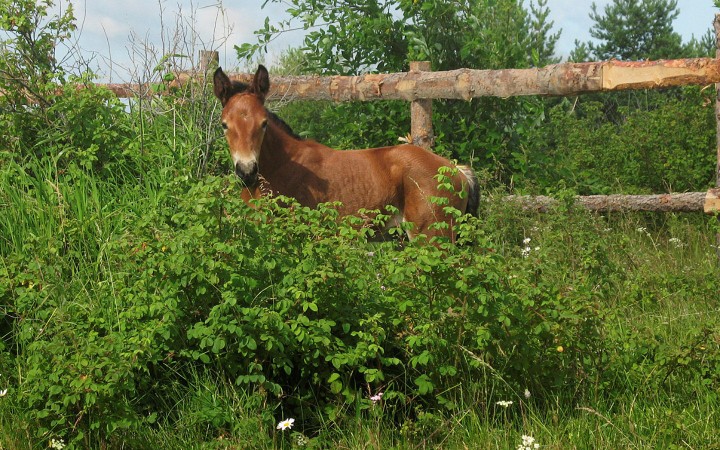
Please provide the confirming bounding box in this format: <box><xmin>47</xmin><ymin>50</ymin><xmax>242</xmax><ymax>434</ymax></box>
<box><xmin>220</xmin><ymin>94</ymin><xmax>269</xmax><ymax>187</ymax></box>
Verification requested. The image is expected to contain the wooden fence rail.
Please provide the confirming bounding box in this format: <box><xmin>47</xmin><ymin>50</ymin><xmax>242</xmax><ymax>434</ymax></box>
<box><xmin>102</xmin><ymin>57</ymin><xmax>720</xmax><ymax>101</ymax></box>
<box><xmin>509</xmin><ymin>190</ymin><xmax>720</xmax><ymax>214</ymax></box>
<box><xmin>234</xmin><ymin>58</ymin><xmax>720</xmax><ymax>101</ymax></box>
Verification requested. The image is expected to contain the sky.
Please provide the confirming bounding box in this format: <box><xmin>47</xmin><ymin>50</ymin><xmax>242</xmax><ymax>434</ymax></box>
<box><xmin>55</xmin><ymin>0</ymin><xmax>718</xmax><ymax>81</ymax></box>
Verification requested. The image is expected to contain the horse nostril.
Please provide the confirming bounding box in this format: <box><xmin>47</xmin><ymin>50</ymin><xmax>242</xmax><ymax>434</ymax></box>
<box><xmin>235</xmin><ymin>161</ymin><xmax>259</xmax><ymax>187</ymax></box>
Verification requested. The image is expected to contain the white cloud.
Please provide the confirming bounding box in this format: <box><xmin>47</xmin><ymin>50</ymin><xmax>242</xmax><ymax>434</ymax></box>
<box><xmin>81</xmin><ymin>13</ymin><xmax>131</xmax><ymax>38</ymax></box>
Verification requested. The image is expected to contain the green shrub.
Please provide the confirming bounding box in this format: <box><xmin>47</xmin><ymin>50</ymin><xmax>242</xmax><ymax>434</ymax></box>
<box><xmin>521</xmin><ymin>88</ymin><xmax>716</xmax><ymax>194</ymax></box>
<box><xmin>106</xmin><ymin>177</ymin><xmax>612</xmax><ymax>427</ymax></box>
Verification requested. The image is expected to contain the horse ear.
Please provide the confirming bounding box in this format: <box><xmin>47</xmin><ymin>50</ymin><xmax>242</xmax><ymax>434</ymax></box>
<box><xmin>252</xmin><ymin>65</ymin><xmax>270</xmax><ymax>102</ymax></box>
<box><xmin>213</xmin><ymin>67</ymin><xmax>233</xmax><ymax>106</ymax></box>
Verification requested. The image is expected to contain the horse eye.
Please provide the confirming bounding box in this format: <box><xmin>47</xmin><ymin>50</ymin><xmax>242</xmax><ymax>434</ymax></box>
<box><xmin>221</xmin><ymin>122</ymin><xmax>228</xmax><ymax>130</ymax></box>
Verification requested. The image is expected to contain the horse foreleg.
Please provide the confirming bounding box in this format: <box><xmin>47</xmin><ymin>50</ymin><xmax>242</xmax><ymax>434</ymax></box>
<box><xmin>240</xmin><ymin>186</ymin><xmax>262</xmax><ymax>208</ymax></box>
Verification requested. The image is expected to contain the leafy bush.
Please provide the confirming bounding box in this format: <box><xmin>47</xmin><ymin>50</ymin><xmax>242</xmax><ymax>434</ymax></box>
<box><xmin>101</xmin><ymin>178</ymin><xmax>616</xmax><ymax>428</ymax></box>
<box><xmin>520</xmin><ymin>88</ymin><xmax>716</xmax><ymax>194</ymax></box>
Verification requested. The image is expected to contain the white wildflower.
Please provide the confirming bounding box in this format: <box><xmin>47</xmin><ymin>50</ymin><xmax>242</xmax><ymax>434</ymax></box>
<box><xmin>277</xmin><ymin>418</ymin><xmax>295</xmax><ymax>431</ymax></box>
<box><xmin>517</xmin><ymin>434</ymin><xmax>540</xmax><ymax>450</ymax></box>
<box><xmin>496</xmin><ymin>400</ymin><xmax>513</xmax><ymax>408</ymax></box>
<box><xmin>294</xmin><ymin>433</ymin><xmax>310</xmax><ymax>447</ymax></box>
<box><xmin>668</xmin><ymin>237</ymin><xmax>683</xmax><ymax>248</ymax></box>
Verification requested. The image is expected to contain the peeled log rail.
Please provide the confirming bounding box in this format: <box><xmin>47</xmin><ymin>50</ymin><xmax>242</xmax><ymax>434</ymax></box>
<box><xmin>223</xmin><ymin>58</ymin><xmax>720</xmax><ymax>101</ymax></box>
<box><xmin>89</xmin><ymin>57</ymin><xmax>720</xmax><ymax>100</ymax></box>
<box><xmin>506</xmin><ymin>189</ymin><xmax>720</xmax><ymax>214</ymax></box>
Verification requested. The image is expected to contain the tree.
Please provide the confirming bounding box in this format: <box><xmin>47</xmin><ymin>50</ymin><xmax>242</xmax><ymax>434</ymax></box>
<box><xmin>0</xmin><ymin>0</ymin><xmax>78</xmax><ymax>160</ymax></box>
<box><xmin>237</xmin><ymin>0</ymin><xmax>407</xmax><ymax>75</ymax></box>
<box><xmin>0</xmin><ymin>0</ymin><xmax>76</xmax><ymax>108</ymax></box>
<box><xmin>586</xmin><ymin>0</ymin><xmax>683</xmax><ymax>61</ymax></box>
<box><xmin>241</xmin><ymin>0</ymin><xmax>560</xmax><ymax>74</ymax></box>
<box><xmin>683</xmin><ymin>30</ymin><xmax>715</xmax><ymax>58</ymax></box>
<box><xmin>547</xmin><ymin>0</ymin><xmax>716</xmax><ymax>195</ymax></box>
<box><xmin>568</xmin><ymin>39</ymin><xmax>591</xmax><ymax>62</ymax></box>
<box><xmin>528</xmin><ymin>0</ymin><xmax>562</xmax><ymax>65</ymax></box>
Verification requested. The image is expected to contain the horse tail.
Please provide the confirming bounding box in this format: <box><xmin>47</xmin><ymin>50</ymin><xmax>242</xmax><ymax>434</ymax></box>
<box><xmin>458</xmin><ymin>165</ymin><xmax>480</xmax><ymax>217</ymax></box>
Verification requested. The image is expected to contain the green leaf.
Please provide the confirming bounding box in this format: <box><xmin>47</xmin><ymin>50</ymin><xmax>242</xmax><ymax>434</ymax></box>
<box><xmin>328</xmin><ymin>372</ymin><xmax>341</xmax><ymax>383</ymax></box>
<box><xmin>414</xmin><ymin>374</ymin><xmax>434</xmax><ymax>395</ymax></box>
<box><xmin>212</xmin><ymin>337</ymin><xmax>226</xmax><ymax>353</ymax></box>
<box><xmin>246</xmin><ymin>337</ymin><xmax>257</xmax><ymax>351</ymax></box>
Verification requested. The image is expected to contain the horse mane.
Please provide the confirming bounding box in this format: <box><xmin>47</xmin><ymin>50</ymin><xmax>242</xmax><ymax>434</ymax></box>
<box><xmin>226</xmin><ymin>80</ymin><xmax>249</xmax><ymax>96</ymax></box>
<box><xmin>268</xmin><ymin>111</ymin><xmax>303</xmax><ymax>140</ymax></box>
<box><xmin>226</xmin><ymin>79</ymin><xmax>302</xmax><ymax>141</ymax></box>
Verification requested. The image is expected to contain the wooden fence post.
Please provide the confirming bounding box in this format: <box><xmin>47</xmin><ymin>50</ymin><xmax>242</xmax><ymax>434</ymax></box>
<box><xmin>409</xmin><ymin>61</ymin><xmax>434</xmax><ymax>150</ymax></box>
<box><xmin>714</xmin><ymin>15</ymin><xmax>720</xmax><ymax>261</ymax></box>
<box><xmin>199</xmin><ymin>50</ymin><xmax>219</xmax><ymax>73</ymax></box>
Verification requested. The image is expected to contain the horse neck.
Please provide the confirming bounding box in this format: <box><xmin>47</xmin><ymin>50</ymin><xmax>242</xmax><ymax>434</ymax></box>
<box><xmin>259</xmin><ymin>120</ymin><xmax>327</xmax><ymax>179</ymax></box>
<box><xmin>259</xmin><ymin>121</ymin><xmax>293</xmax><ymax>173</ymax></box>
<box><xmin>259</xmin><ymin>120</ymin><xmax>301</xmax><ymax>185</ymax></box>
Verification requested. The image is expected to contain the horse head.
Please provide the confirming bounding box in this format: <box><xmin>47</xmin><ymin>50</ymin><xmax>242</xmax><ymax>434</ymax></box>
<box><xmin>213</xmin><ymin>65</ymin><xmax>270</xmax><ymax>188</ymax></box>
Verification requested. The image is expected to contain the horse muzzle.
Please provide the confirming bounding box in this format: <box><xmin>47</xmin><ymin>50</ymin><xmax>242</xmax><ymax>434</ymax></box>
<box><xmin>235</xmin><ymin>161</ymin><xmax>259</xmax><ymax>188</ymax></box>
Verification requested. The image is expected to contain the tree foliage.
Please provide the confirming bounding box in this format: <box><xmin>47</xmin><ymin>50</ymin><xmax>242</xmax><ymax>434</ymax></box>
<box><xmin>521</xmin><ymin>90</ymin><xmax>716</xmax><ymax>194</ymax></box>
<box><xmin>242</xmin><ymin>0</ymin><xmax>560</xmax><ymax>74</ymax></box>
<box><xmin>0</xmin><ymin>0</ymin><xmax>83</xmax><ymax>165</ymax></box>
<box><xmin>579</xmin><ymin>0</ymin><xmax>714</xmax><ymax>61</ymax></box>
<box><xmin>558</xmin><ymin>0</ymin><xmax>716</xmax><ymax>194</ymax></box>
<box><xmin>0</xmin><ymin>0</ymin><xmax>75</xmax><ymax>106</ymax></box>
<box><xmin>586</xmin><ymin>0</ymin><xmax>684</xmax><ymax>61</ymax></box>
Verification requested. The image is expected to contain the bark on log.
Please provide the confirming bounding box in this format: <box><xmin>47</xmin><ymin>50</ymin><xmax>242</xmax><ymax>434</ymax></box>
<box><xmin>100</xmin><ymin>83</ymin><xmax>153</xmax><ymax>98</ymax></box>
<box><xmin>506</xmin><ymin>191</ymin><xmax>720</xmax><ymax>214</ymax></box>
<box><xmin>409</xmin><ymin>61</ymin><xmax>434</xmax><ymax>149</ymax></box>
<box><xmin>80</xmin><ymin>57</ymin><xmax>720</xmax><ymax>100</ymax></box>
<box><xmin>221</xmin><ymin>58</ymin><xmax>720</xmax><ymax>102</ymax></box>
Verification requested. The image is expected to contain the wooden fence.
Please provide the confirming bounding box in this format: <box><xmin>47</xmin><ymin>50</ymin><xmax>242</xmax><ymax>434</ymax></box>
<box><xmin>101</xmin><ymin>23</ymin><xmax>720</xmax><ymax>215</ymax></box>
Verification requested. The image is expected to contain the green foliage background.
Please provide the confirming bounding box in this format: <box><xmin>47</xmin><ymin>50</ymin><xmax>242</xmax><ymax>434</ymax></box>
<box><xmin>1</xmin><ymin>0</ymin><xmax>719</xmax><ymax>448</ymax></box>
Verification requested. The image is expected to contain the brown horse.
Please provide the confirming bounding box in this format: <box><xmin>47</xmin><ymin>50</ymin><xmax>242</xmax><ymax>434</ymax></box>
<box><xmin>213</xmin><ymin>65</ymin><xmax>479</xmax><ymax>241</ymax></box>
